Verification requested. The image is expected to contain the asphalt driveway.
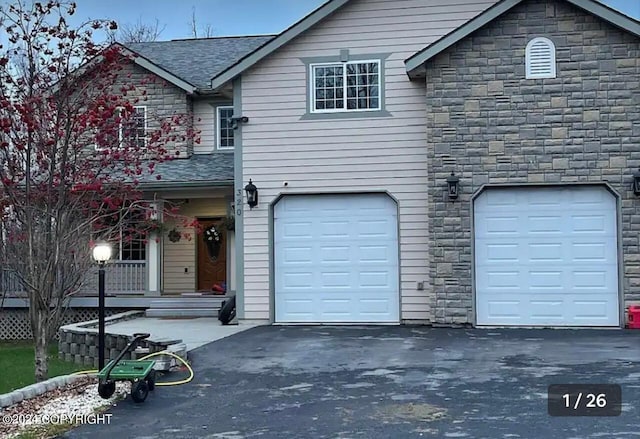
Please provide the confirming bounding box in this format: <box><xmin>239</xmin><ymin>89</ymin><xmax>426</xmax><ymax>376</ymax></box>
<box><xmin>64</xmin><ymin>326</ymin><xmax>640</xmax><ymax>439</ymax></box>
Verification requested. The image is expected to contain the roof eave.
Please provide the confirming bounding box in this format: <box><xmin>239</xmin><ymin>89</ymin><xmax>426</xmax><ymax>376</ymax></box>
<box><xmin>139</xmin><ymin>180</ymin><xmax>234</xmax><ymax>191</ymax></box>
<box><xmin>404</xmin><ymin>0</ymin><xmax>640</xmax><ymax>79</ymax></box>
<box><xmin>564</xmin><ymin>0</ymin><xmax>640</xmax><ymax>36</ymax></box>
<box><xmin>210</xmin><ymin>0</ymin><xmax>351</xmax><ymax>90</ymax></box>
<box><xmin>405</xmin><ymin>0</ymin><xmax>523</xmax><ymax>79</ymax></box>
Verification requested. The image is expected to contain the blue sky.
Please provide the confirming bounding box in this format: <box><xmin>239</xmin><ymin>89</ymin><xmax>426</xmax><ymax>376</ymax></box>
<box><xmin>66</xmin><ymin>1</ymin><xmax>640</xmax><ymax>40</ymax></box>
<box><xmin>70</xmin><ymin>0</ymin><xmax>327</xmax><ymax>39</ymax></box>
<box><xmin>62</xmin><ymin>0</ymin><xmax>639</xmax><ymax>40</ymax></box>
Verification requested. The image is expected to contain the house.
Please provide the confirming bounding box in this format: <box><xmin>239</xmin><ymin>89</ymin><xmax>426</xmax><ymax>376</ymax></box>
<box><xmin>4</xmin><ymin>0</ymin><xmax>638</xmax><ymax>337</ymax></box>
<box><xmin>0</xmin><ymin>36</ymin><xmax>273</xmax><ymax>339</ymax></box>
<box><xmin>207</xmin><ymin>0</ymin><xmax>640</xmax><ymax>328</ymax></box>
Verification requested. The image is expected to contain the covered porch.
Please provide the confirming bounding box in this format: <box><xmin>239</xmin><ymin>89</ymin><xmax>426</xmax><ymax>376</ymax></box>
<box><xmin>0</xmin><ymin>194</ymin><xmax>235</xmax><ymax>300</ymax></box>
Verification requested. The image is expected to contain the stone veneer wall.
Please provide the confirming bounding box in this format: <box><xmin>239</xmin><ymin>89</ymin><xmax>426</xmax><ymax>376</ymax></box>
<box><xmin>57</xmin><ymin>312</ymin><xmax>174</xmax><ymax>367</ymax></box>
<box><xmin>116</xmin><ymin>61</ymin><xmax>193</xmax><ymax>157</ymax></box>
<box><xmin>425</xmin><ymin>0</ymin><xmax>640</xmax><ymax>324</ymax></box>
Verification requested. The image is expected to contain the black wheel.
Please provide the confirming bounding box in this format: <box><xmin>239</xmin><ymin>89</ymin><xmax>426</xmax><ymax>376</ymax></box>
<box><xmin>146</xmin><ymin>369</ymin><xmax>156</xmax><ymax>391</ymax></box>
<box><xmin>218</xmin><ymin>296</ymin><xmax>236</xmax><ymax>325</ymax></box>
<box><xmin>98</xmin><ymin>380</ymin><xmax>116</xmax><ymax>399</ymax></box>
<box><xmin>131</xmin><ymin>379</ymin><xmax>149</xmax><ymax>403</ymax></box>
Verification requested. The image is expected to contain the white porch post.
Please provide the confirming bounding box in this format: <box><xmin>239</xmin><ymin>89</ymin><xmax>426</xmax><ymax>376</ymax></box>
<box><xmin>147</xmin><ymin>201</ymin><xmax>162</xmax><ymax>296</ymax></box>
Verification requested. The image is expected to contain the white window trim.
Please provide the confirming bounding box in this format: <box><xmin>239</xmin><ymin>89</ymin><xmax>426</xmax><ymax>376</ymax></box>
<box><xmin>525</xmin><ymin>37</ymin><xmax>556</xmax><ymax>79</ymax></box>
<box><xmin>310</xmin><ymin>60</ymin><xmax>382</xmax><ymax>114</ymax></box>
<box><xmin>94</xmin><ymin>106</ymin><xmax>147</xmax><ymax>151</ymax></box>
<box><xmin>124</xmin><ymin>106</ymin><xmax>147</xmax><ymax>148</ymax></box>
<box><xmin>216</xmin><ymin>105</ymin><xmax>235</xmax><ymax>150</ymax></box>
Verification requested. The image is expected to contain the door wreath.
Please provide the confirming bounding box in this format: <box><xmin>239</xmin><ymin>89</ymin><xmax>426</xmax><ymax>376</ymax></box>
<box><xmin>203</xmin><ymin>224</ymin><xmax>221</xmax><ymax>261</ymax></box>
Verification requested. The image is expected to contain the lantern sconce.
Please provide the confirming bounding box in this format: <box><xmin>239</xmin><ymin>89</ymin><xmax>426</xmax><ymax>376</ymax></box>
<box><xmin>446</xmin><ymin>171</ymin><xmax>460</xmax><ymax>200</ymax></box>
<box><xmin>633</xmin><ymin>168</ymin><xmax>640</xmax><ymax>196</ymax></box>
<box><xmin>245</xmin><ymin>179</ymin><xmax>258</xmax><ymax>209</ymax></box>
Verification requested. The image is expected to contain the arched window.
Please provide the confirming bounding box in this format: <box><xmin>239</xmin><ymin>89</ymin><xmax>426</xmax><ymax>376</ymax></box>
<box><xmin>525</xmin><ymin>37</ymin><xmax>556</xmax><ymax>79</ymax></box>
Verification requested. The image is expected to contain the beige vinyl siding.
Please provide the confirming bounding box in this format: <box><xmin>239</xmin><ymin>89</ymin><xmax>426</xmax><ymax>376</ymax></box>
<box><xmin>162</xmin><ymin>197</ymin><xmax>228</xmax><ymax>294</ymax></box>
<box><xmin>192</xmin><ymin>99</ymin><xmax>234</xmax><ymax>154</ymax></box>
<box><xmin>193</xmin><ymin>100</ymin><xmax>216</xmax><ymax>154</ymax></box>
<box><xmin>241</xmin><ymin>0</ymin><xmax>495</xmax><ymax>322</ymax></box>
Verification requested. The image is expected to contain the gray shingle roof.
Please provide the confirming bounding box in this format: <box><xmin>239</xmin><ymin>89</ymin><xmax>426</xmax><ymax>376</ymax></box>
<box><xmin>139</xmin><ymin>154</ymin><xmax>234</xmax><ymax>187</ymax></box>
<box><xmin>126</xmin><ymin>36</ymin><xmax>275</xmax><ymax>90</ymax></box>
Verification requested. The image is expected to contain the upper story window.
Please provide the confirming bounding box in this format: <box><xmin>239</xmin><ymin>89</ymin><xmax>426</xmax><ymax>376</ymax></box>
<box><xmin>217</xmin><ymin>106</ymin><xmax>234</xmax><ymax>150</ymax></box>
<box><xmin>121</xmin><ymin>106</ymin><xmax>147</xmax><ymax>148</ymax></box>
<box><xmin>311</xmin><ymin>60</ymin><xmax>380</xmax><ymax>113</ymax></box>
<box><xmin>95</xmin><ymin>106</ymin><xmax>147</xmax><ymax>151</ymax></box>
<box><xmin>525</xmin><ymin>37</ymin><xmax>556</xmax><ymax>79</ymax></box>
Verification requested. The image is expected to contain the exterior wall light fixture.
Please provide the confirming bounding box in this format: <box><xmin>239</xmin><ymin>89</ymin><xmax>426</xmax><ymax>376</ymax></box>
<box><xmin>633</xmin><ymin>168</ymin><xmax>640</xmax><ymax>196</ymax></box>
<box><xmin>245</xmin><ymin>179</ymin><xmax>258</xmax><ymax>209</ymax></box>
<box><xmin>447</xmin><ymin>171</ymin><xmax>460</xmax><ymax>200</ymax></box>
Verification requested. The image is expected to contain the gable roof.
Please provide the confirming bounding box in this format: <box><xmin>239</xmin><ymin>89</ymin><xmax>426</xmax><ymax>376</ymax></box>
<box><xmin>405</xmin><ymin>0</ymin><xmax>640</xmax><ymax>78</ymax></box>
<box><xmin>116</xmin><ymin>44</ymin><xmax>197</xmax><ymax>93</ymax></box>
<box><xmin>210</xmin><ymin>0</ymin><xmax>350</xmax><ymax>90</ymax></box>
<box><xmin>126</xmin><ymin>36</ymin><xmax>275</xmax><ymax>91</ymax></box>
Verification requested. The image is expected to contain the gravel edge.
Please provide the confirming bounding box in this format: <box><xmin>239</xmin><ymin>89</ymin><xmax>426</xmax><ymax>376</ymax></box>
<box><xmin>0</xmin><ymin>373</ymin><xmax>94</xmax><ymax>408</ymax></box>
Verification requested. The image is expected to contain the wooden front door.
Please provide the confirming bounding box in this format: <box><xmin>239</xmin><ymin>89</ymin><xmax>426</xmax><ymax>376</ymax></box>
<box><xmin>197</xmin><ymin>218</ymin><xmax>227</xmax><ymax>292</ymax></box>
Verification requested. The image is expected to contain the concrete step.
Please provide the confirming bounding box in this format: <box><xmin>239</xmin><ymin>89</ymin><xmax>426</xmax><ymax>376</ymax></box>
<box><xmin>145</xmin><ymin>308</ymin><xmax>219</xmax><ymax>318</ymax></box>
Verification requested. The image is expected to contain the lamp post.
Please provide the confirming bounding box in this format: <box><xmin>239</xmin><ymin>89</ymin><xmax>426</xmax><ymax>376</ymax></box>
<box><xmin>92</xmin><ymin>241</ymin><xmax>112</xmax><ymax>371</ymax></box>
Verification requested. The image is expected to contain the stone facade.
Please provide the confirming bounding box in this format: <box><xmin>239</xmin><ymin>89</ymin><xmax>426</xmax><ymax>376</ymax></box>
<box><xmin>57</xmin><ymin>312</ymin><xmax>174</xmax><ymax>367</ymax></box>
<box><xmin>425</xmin><ymin>0</ymin><xmax>640</xmax><ymax>324</ymax></box>
<box><xmin>116</xmin><ymin>61</ymin><xmax>194</xmax><ymax>157</ymax></box>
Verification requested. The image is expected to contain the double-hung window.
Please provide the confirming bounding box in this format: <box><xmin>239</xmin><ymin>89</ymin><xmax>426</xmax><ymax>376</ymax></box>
<box><xmin>311</xmin><ymin>60</ymin><xmax>381</xmax><ymax>113</ymax></box>
<box><xmin>120</xmin><ymin>106</ymin><xmax>147</xmax><ymax>148</ymax></box>
<box><xmin>115</xmin><ymin>210</ymin><xmax>146</xmax><ymax>261</ymax></box>
<box><xmin>95</xmin><ymin>106</ymin><xmax>146</xmax><ymax>151</ymax></box>
<box><xmin>217</xmin><ymin>106</ymin><xmax>235</xmax><ymax>150</ymax></box>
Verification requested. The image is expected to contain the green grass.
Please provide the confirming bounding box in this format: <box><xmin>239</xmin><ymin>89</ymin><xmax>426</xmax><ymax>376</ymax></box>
<box><xmin>12</xmin><ymin>422</ymin><xmax>75</xmax><ymax>439</ymax></box>
<box><xmin>0</xmin><ymin>341</ymin><xmax>85</xmax><ymax>394</ymax></box>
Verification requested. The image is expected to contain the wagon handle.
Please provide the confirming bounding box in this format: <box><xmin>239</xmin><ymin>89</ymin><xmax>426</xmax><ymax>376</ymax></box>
<box><xmin>102</xmin><ymin>333</ymin><xmax>152</xmax><ymax>381</ymax></box>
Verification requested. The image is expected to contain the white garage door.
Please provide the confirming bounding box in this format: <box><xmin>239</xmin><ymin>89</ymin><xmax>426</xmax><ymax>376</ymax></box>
<box><xmin>275</xmin><ymin>194</ymin><xmax>399</xmax><ymax>323</ymax></box>
<box><xmin>475</xmin><ymin>186</ymin><xmax>619</xmax><ymax>327</ymax></box>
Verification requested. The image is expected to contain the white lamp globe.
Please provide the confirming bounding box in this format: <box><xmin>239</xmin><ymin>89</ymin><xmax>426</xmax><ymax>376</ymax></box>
<box><xmin>92</xmin><ymin>241</ymin><xmax>112</xmax><ymax>263</ymax></box>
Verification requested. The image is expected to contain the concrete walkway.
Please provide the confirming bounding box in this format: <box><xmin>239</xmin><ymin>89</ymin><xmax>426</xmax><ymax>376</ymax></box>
<box><xmin>106</xmin><ymin>317</ymin><xmax>256</xmax><ymax>351</ymax></box>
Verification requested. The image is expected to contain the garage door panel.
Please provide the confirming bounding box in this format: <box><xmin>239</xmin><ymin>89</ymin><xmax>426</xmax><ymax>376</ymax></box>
<box><xmin>319</xmin><ymin>221</ymin><xmax>350</xmax><ymax>238</ymax></box>
<box><xmin>477</xmin><ymin>239</ymin><xmax>617</xmax><ymax>267</ymax></box>
<box><xmin>481</xmin><ymin>216</ymin><xmax>520</xmax><ymax>236</ymax></box>
<box><xmin>571</xmin><ymin>214</ymin><xmax>614</xmax><ymax>235</ymax></box>
<box><xmin>280</xmin><ymin>271</ymin><xmax>314</xmax><ymax>289</ymax></box>
<box><xmin>279</xmin><ymin>223</ymin><xmax>314</xmax><ymax>239</ymax></box>
<box><xmin>320</xmin><ymin>271</ymin><xmax>351</xmax><ymax>289</ymax></box>
<box><xmin>475</xmin><ymin>186</ymin><xmax>619</xmax><ymax>327</ymax></box>
<box><xmin>528</xmin><ymin>270</ymin><xmax>564</xmax><ymax>290</ymax></box>
<box><xmin>275</xmin><ymin>194</ymin><xmax>399</xmax><ymax>323</ymax></box>
<box><xmin>480</xmin><ymin>294</ymin><xmax>619</xmax><ymax>326</ymax></box>
<box><xmin>282</xmin><ymin>247</ymin><xmax>313</xmax><ymax>264</ymax></box>
<box><xmin>527</xmin><ymin>215</ymin><xmax>563</xmax><ymax>234</ymax></box>
<box><xmin>476</xmin><ymin>270</ymin><xmax>525</xmax><ymax>293</ymax></box>
<box><xmin>320</xmin><ymin>245</ymin><xmax>350</xmax><ymax>262</ymax></box>
<box><xmin>528</xmin><ymin>243</ymin><xmax>563</xmax><ymax>262</ymax></box>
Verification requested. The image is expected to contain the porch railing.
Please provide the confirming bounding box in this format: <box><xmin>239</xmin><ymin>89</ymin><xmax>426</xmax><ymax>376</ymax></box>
<box><xmin>0</xmin><ymin>261</ymin><xmax>147</xmax><ymax>297</ymax></box>
<box><xmin>0</xmin><ymin>269</ymin><xmax>24</xmax><ymax>295</ymax></box>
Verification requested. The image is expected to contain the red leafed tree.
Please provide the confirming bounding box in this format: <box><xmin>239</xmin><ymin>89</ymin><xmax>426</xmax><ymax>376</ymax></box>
<box><xmin>0</xmin><ymin>1</ymin><xmax>195</xmax><ymax>381</ymax></box>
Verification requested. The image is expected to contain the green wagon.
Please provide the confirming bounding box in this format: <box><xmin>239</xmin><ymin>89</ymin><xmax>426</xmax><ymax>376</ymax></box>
<box><xmin>97</xmin><ymin>333</ymin><xmax>157</xmax><ymax>403</ymax></box>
